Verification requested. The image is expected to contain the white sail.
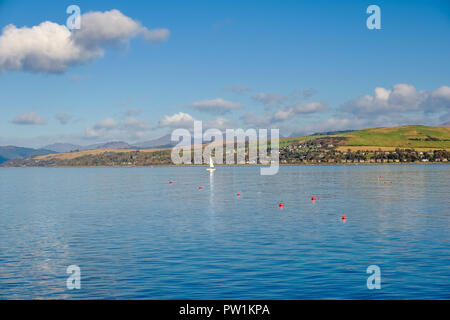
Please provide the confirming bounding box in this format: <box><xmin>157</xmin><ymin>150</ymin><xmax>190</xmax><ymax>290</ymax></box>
<box><xmin>207</xmin><ymin>156</ymin><xmax>216</xmax><ymax>172</ymax></box>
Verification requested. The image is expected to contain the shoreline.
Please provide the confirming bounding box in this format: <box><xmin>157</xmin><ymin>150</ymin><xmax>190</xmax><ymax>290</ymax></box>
<box><xmin>1</xmin><ymin>162</ymin><xmax>449</xmax><ymax>168</ymax></box>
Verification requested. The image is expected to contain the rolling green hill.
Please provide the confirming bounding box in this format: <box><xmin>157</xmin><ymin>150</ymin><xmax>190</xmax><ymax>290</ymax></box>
<box><xmin>281</xmin><ymin>125</ymin><xmax>450</xmax><ymax>150</ymax></box>
<box><xmin>335</xmin><ymin>125</ymin><xmax>450</xmax><ymax>149</ymax></box>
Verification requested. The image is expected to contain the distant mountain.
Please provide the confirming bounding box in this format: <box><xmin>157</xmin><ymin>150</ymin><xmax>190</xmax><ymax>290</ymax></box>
<box><xmin>44</xmin><ymin>141</ymin><xmax>133</xmax><ymax>152</ymax></box>
<box><xmin>135</xmin><ymin>134</ymin><xmax>222</xmax><ymax>149</ymax></box>
<box><xmin>134</xmin><ymin>132</ymin><xmax>282</xmax><ymax>149</ymax></box>
<box><xmin>81</xmin><ymin>141</ymin><xmax>133</xmax><ymax>150</ymax></box>
<box><xmin>0</xmin><ymin>146</ymin><xmax>54</xmax><ymax>164</ymax></box>
<box><xmin>44</xmin><ymin>143</ymin><xmax>82</xmax><ymax>153</ymax></box>
<box><xmin>134</xmin><ymin>135</ymin><xmax>178</xmax><ymax>148</ymax></box>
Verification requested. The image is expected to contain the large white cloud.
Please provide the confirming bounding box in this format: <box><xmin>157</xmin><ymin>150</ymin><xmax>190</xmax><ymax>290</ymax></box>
<box><xmin>189</xmin><ymin>98</ymin><xmax>241</xmax><ymax>114</ymax></box>
<box><xmin>0</xmin><ymin>9</ymin><xmax>170</xmax><ymax>73</ymax></box>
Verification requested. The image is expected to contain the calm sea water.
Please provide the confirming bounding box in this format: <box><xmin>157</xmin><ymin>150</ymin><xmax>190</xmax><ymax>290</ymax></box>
<box><xmin>0</xmin><ymin>165</ymin><xmax>449</xmax><ymax>299</ymax></box>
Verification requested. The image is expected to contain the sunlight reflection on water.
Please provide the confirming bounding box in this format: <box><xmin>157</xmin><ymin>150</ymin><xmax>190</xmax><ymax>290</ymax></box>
<box><xmin>0</xmin><ymin>165</ymin><xmax>449</xmax><ymax>299</ymax></box>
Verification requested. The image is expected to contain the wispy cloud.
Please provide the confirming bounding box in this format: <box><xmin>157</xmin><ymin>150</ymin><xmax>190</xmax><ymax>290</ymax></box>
<box><xmin>11</xmin><ymin>112</ymin><xmax>47</xmax><ymax>125</ymax></box>
<box><xmin>252</xmin><ymin>93</ymin><xmax>286</xmax><ymax>108</ymax></box>
<box><xmin>223</xmin><ymin>84</ymin><xmax>250</xmax><ymax>94</ymax></box>
<box><xmin>141</xmin><ymin>28</ymin><xmax>170</xmax><ymax>43</ymax></box>
<box><xmin>189</xmin><ymin>98</ymin><xmax>242</xmax><ymax>114</ymax></box>
<box><xmin>55</xmin><ymin>113</ymin><xmax>72</xmax><ymax>125</ymax></box>
<box><xmin>252</xmin><ymin>89</ymin><xmax>318</xmax><ymax>109</ymax></box>
<box><xmin>123</xmin><ymin>108</ymin><xmax>142</xmax><ymax>117</ymax></box>
<box><xmin>301</xmin><ymin>88</ymin><xmax>318</xmax><ymax>99</ymax></box>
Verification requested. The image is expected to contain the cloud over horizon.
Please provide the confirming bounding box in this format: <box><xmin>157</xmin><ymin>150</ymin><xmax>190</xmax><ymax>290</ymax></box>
<box><xmin>85</xmin><ymin>116</ymin><xmax>152</xmax><ymax>141</ymax></box>
<box><xmin>241</xmin><ymin>101</ymin><xmax>327</xmax><ymax>127</ymax></box>
<box><xmin>288</xmin><ymin>84</ymin><xmax>450</xmax><ymax>136</ymax></box>
<box><xmin>341</xmin><ymin>84</ymin><xmax>450</xmax><ymax>115</ymax></box>
<box><xmin>4</xmin><ymin>82</ymin><xmax>449</xmax><ymax>147</ymax></box>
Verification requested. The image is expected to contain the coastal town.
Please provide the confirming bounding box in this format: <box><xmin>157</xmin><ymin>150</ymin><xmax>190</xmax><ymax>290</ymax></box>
<box><xmin>279</xmin><ymin>139</ymin><xmax>450</xmax><ymax>164</ymax></box>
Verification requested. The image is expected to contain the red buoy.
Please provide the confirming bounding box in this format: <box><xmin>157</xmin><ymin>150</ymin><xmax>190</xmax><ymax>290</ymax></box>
<box><xmin>198</xmin><ymin>186</ymin><xmax>203</xmax><ymax>190</ymax></box>
<box><xmin>318</xmin><ymin>197</ymin><xmax>321</xmax><ymax>200</ymax></box>
<box><xmin>237</xmin><ymin>193</ymin><xmax>241</xmax><ymax>197</ymax></box>
<box><xmin>311</xmin><ymin>196</ymin><xmax>316</xmax><ymax>201</ymax></box>
<box><xmin>342</xmin><ymin>216</ymin><xmax>346</xmax><ymax>220</ymax></box>
<box><xmin>169</xmin><ymin>181</ymin><xmax>173</xmax><ymax>184</ymax></box>
<box><xmin>279</xmin><ymin>202</ymin><xmax>284</xmax><ymax>208</ymax></box>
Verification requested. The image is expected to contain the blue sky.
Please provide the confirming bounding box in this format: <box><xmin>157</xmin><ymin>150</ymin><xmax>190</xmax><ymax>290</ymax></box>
<box><xmin>0</xmin><ymin>0</ymin><xmax>449</xmax><ymax>147</ymax></box>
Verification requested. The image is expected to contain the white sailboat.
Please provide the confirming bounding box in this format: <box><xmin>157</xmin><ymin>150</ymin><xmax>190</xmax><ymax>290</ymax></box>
<box><xmin>206</xmin><ymin>156</ymin><xmax>216</xmax><ymax>173</ymax></box>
